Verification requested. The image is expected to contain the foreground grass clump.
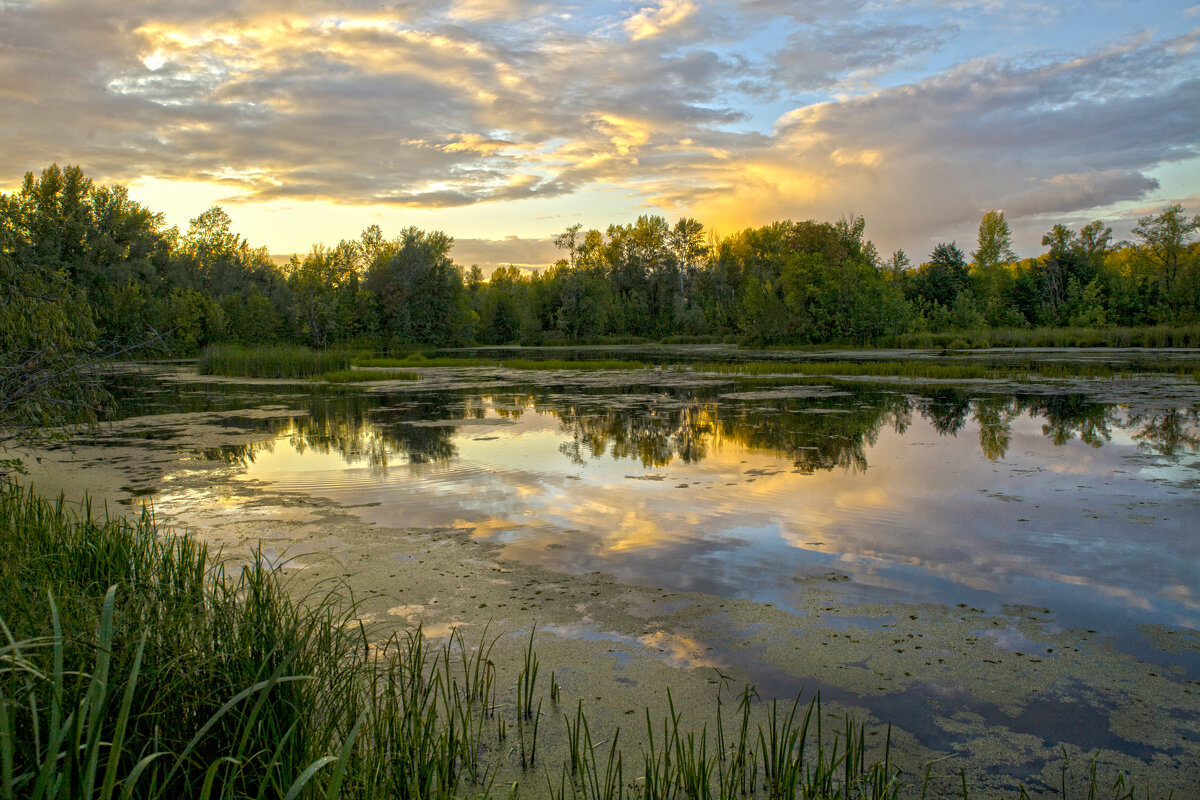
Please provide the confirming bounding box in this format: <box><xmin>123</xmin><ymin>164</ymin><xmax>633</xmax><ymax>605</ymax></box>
<box><xmin>199</xmin><ymin>344</ymin><xmax>351</xmax><ymax>379</ymax></box>
<box><xmin>322</xmin><ymin>368</ymin><xmax>420</xmax><ymax>383</ymax></box>
<box><xmin>0</xmin><ymin>481</ymin><xmax>1169</xmax><ymax>799</ymax></box>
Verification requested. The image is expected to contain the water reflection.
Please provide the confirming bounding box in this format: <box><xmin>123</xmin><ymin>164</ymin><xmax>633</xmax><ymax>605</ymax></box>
<box><xmin>146</xmin><ymin>382</ymin><xmax>1185</xmax><ymax>635</ymax></box>
<box><xmin>186</xmin><ymin>385</ymin><xmax>1198</xmax><ymax>476</ymax></box>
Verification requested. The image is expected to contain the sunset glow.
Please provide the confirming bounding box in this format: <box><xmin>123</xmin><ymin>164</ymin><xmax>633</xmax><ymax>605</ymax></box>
<box><xmin>3</xmin><ymin>1</ymin><xmax>1198</xmax><ymax>269</ymax></box>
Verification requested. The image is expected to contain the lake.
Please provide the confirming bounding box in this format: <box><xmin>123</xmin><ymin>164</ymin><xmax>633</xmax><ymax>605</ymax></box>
<box><xmin>27</xmin><ymin>348</ymin><xmax>1200</xmax><ymax>797</ymax></box>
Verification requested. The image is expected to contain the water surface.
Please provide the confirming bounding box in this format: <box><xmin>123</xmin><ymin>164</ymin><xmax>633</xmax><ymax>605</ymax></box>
<box><xmin>65</xmin><ymin>357</ymin><xmax>1200</xmax><ymax>788</ymax></box>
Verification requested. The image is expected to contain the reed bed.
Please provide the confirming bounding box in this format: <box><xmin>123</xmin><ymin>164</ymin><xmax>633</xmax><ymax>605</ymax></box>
<box><xmin>199</xmin><ymin>345</ymin><xmax>351</xmax><ymax>379</ymax></box>
<box><xmin>0</xmin><ymin>480</ymin><xmax>1167</xmax><ymax>799</ymax></box>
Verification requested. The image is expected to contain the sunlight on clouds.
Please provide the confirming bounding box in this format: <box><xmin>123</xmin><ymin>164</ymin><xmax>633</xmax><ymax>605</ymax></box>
<box><xmin>636</xmin><ymin>630</ymin><xmax>714</xmax><ymax>669</ymax></box>
<box><xmin>595</xmin><ymin>115</ymin><xmax>652</xmax><ymax>155</ymax></box>
<box><xmin>830</xmin><ymin>148</ymin><xmax>883</xmax><ymax>168</ymax></box>
<box><xmin>692</xmin><ymin>162</ymin><xmax>830</xmax><ymax>232</ymax></box>
<box><xmin>447</xmin><ymin>0</ymin><xmax>536</xmax><ymax>22</ymax></box>
<box><xmin>624</xmin><ymin>0</ymin><xmax>697</xmax><ymax>40</ymax></box>
<box><xmin>442</xmin><ymin>134</ymin><xmax>516</xmax><ymax>155</ymax></box>
<box><xmin>4</xmin><ymin>1</ymin><xmax>1197</xmax><ymax>258</ymax></box>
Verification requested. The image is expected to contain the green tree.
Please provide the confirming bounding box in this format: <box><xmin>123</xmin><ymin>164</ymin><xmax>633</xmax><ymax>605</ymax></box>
<box><xmin>363</xmin><ymin>227</ymin><xmax>467</xmax><ymax>346</ymax></box>
<box><xmin>290</xmin><ymin>241</ymin><xmax>362</xmax><ymax>347</ymax></box>
<box><xmin>907</xmin><ymin>242</ymin><xmax>970</xmax><ymax>320</ymax></box>
<box><xmin>0</xmin><ymin>249</ymin><xmax>106</xmax><ymax>471</ymax></box>
<box><xmin>1133</xmin><ymin>204</ymin><xmax>1200</xmax><ymax>314</ymax></box>
<box><xmin>971</xmin><ymin>210</ymin><xmax>1016</xmax><ymax>271</ymax></box>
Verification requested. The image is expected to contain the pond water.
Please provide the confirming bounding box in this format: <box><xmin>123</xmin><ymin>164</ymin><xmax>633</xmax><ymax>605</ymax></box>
<box><xmin>46</xmin><ymin>353</ymin><xmax>1200</xmax><ymax>792</ymax></box>
<box><xmin>110</xmin><ymin>379</ymin><xmax>1190</xmax><ymax>647</ymax></box>
<box><xmin>218</xmin><ymin>384</ymin><xmax>1200</xmax><ymax>650</ymax></box>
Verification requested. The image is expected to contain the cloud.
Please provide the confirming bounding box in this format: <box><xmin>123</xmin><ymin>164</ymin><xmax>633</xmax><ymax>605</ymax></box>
<box><xmin>770</xmin><ymin>21</ymin><xmax>959</xmax><ymax>91</ymax></box>
<box><xmin>1</xmin><ymin>1</ymin><xmax>1197</xmax><ymax>259</ymax></box>
<box><xmin>624</xmin><ymin>0</ymin><xmax>698</xmax><ymax>41</ymax></box>
<box><xmin>689</xmin><ymin>31</ymin><xmax>1200</xmax><ymax>254</ymax></box>
<box><xmin>1002</xmin><ymin>171</ymin><xmax>1161</xmax><ymax>219</ymax></box>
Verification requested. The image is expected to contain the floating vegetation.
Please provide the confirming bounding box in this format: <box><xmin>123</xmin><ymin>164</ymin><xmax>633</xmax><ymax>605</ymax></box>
<box><xmin>693</xmin><ymin>359</ymin><xmax>1199</xmax><ymax>382</ymax></box>
<box><xmin>502</xmin><ymin>358</ymin><xmax>654</xmax><ymax>371</ymax></box>
<box><xmin>199</xmin><ymin>344</ymin><xmax>351</xmax><ymax>378</ymax></box>
<box><xmin>354</xmin><ymin>354</ymin><xmax>498</xmax><ymax>368</ymax></box>
<box><xmin>352</xmin><ymin>355</ymin><xmax>655</xmax><ymax>371</ymax></box>
<box><xmin>197</xmin><ymin>346</ymin><xmax>1196</xmax><ymax>383</ymax></box>
<box><xmin>0</xmin><ymin>480</ymin><xmax>1174</xmax><ymax>799</ymax></box>
<box><xmin>322</xmin><ymin>368</ymin><xmax>420</xmax><ymax>383</ymax></box>
<box><xmin>697</xmin><ymin>360</ymin><xmax>1002</xmax><ymax>380</ymax></box>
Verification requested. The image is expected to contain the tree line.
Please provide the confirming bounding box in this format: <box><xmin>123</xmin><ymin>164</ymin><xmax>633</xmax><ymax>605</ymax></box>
<box><xmin>4</xmin><ymin>164</ymin><xmax>1200</xmax><ymax>360</ymax></box>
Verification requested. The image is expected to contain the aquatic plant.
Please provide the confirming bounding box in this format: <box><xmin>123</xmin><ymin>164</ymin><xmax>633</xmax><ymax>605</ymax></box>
<box><xmin>199</xmin><ymin>344</ymin><xmax>351</xmax><ymax>379</ymax></box>
<box><xmin>321</xmin><ymin>368</ymin><xmax>420</xmax><ymax>383</ymax></box>
<box><xmin>353</xmin><ymin>356</ymin><xmax>498</xmax><ymax>368</ymax></box>
<box><xmin>502</xmin><ymin>359</ymin><xmax>655</xmax><ymax>371</ymax></box>
<box><xmin>350</xmin><ymin>356</ymin><xmax>655</xmax><ymax>371</ymax></box>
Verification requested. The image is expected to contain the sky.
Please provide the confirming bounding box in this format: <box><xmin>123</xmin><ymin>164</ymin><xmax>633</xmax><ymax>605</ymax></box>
<box><xmin>2</xmin><ymin>0</ymin><xmax>1199</xmax><ymax>273</ymax></box>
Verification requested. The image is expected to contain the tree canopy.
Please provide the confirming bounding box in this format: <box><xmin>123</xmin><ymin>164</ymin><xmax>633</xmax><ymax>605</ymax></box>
<box><xmin>3</xmin><ymin>163</ymin><xmax>1199</xmax><ymax>396</ymax></box>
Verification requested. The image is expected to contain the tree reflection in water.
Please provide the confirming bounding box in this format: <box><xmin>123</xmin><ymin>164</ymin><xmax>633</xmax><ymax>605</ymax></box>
<box><xmin>180</xmin><ymin>383</ymin><xmax>1198</xmax><ymax>473</ymax></box>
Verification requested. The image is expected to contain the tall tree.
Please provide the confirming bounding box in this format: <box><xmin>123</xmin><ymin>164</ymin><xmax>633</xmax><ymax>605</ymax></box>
<box><xmin>290</xmin><ymin>241</ymin><xmax>362</xmax><ymax>347</ymax></box>
<box><xmin>909</xmin><ymin>242</ymin><xmax>969</xmax><ymax>312</ymax></box>
<box><xmin>364</xmin><ymin>227</ymin><xmax>466</xmax><ymax>346</ymax></box>
<box><xmin>972</xmin><ymin>210</ymin><xmax>1016</xmax><ymax>270</ymax></box>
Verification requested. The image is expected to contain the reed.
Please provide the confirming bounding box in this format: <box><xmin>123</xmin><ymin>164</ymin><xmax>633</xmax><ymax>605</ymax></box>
<box><xmin>198</xmin><ymin>344</ymin><xmax>351</xmax><ymax>379</ymax></box>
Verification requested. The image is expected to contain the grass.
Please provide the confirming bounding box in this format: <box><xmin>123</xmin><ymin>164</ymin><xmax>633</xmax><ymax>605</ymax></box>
<box><xmin>691</xmin><ymin>359</ymin><xmax>1200</xmax><ymax>382</ymax></box>
<box><xmin>877</xmin><ymin>325</ymin><xmax>1200</xmax><ymax>350</ymax></box>
<box><xmin>321</xmin><ymin>369</ymin><xmax>420</xmax><ymax>383</ymax></box>
<box><xmin>0</xmin><ymin>480</ymin><xmax>1174</xmax><ymax>799</ymax></box>
<box><xmin>199</xmin><ymin>345</ymin><xmax>351</xmax><ymax>379</ymax></box>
